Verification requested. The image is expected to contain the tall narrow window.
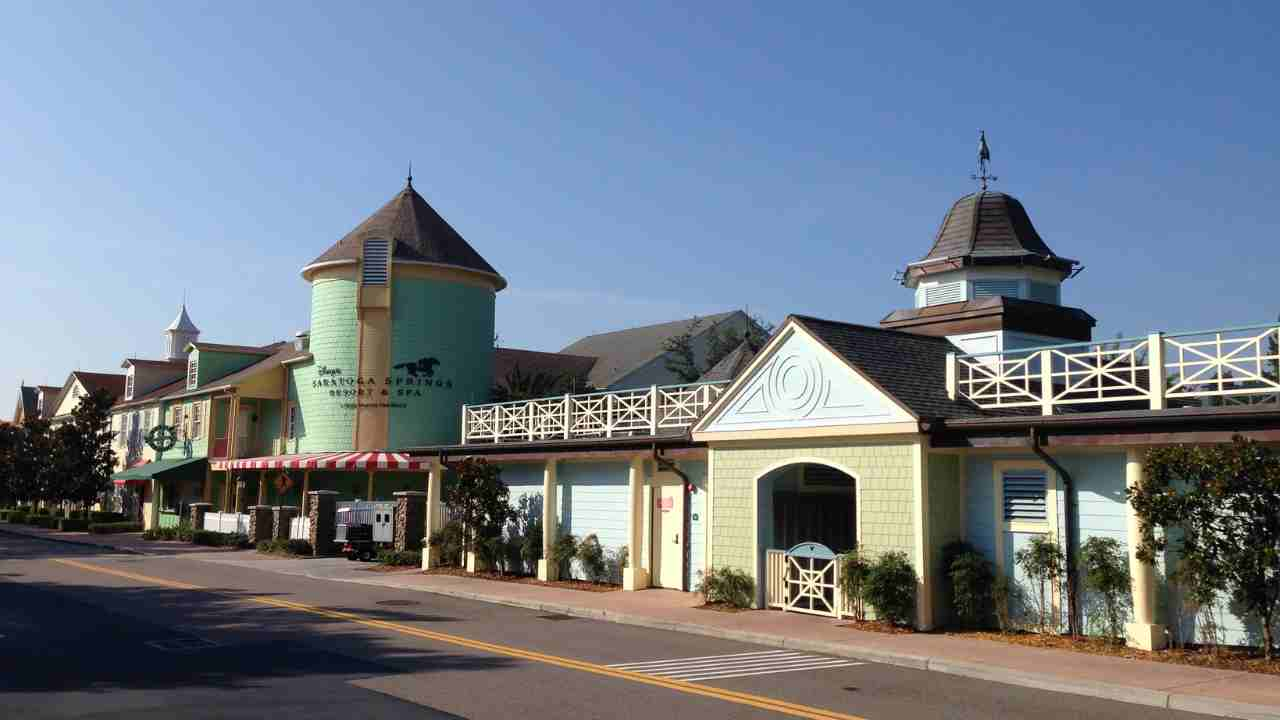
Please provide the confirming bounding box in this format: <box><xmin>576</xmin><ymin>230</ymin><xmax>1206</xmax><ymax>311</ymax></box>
<box><xmin>286</xmin><ymin>403</ymin><xmax>299</xmax><ymax>438</ymax></box>
<box><xmin>172</xmin><ymin>405</ymin><xmax>184</xmax><ymax>438</ymax></box>
<box><xmin>117</xmin><ymin>415</ymin><xmax>128</xmax><ymax>447</ymax></box>
<box><xmin>190</xmin><ymin>402</ymin><xmax>203</xmax><ymax>439</ymax></box>
<box><xmin>187</xmin><ymin>356</ymin><xmax>199</xmax><ymax>390</ymax></box>
<box><xmin>1003</xmin><ymin>469</ymin><xmax>1047</xmax><ymax>522</ymax></box>
<box><xmin>142</xmin><ymin>406</ymin><xmax>152</xmax><ymax>437</ymax></box>
<box><xmin>362</xmin><ymin>239</ymin><xmax>389</xmax><ymax>285</ymax></box>
<box><xmin>125</xmin><ymin>371</ymin><xmax>135</xmax><ymax>401</ymax></box>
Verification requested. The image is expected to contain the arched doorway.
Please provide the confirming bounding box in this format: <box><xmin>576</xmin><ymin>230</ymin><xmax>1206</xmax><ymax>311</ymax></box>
<box><xmin>756</xmin><ymin>461</ymin><xmax>858</xmax><ymax>606</ymax></box>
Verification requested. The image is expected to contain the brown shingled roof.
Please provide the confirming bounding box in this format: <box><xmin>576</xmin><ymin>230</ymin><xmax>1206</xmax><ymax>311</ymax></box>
<box><xmin>493</xmin><ymin>348</ymin><xmax>597</xmax><ymax>391</ymax></box>
<box><xmin>304</xmin><ymin>180</ymin><xmax>504</xmax><ymax>288</ymax></box>
<box><xmin>906</xmin><ymin>191</ymin><xmax>1077</xmax><ymax>282</ymax></box>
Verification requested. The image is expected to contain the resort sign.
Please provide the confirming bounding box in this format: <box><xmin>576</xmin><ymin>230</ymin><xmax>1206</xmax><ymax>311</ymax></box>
<box><xmin>311</xmin><ymin>356</ymin><xmax>455</xmax><ymax>410</ymax></box>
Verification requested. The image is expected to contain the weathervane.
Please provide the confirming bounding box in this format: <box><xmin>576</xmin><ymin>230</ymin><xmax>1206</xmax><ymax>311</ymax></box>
<box><xmin>971</xmin><ymin>130</ymin><xmax>997</xmax><ymax>190</ymax></box>
<box><xmin>407</xmin><ymin>161</ymin><xmax>413</xmax><ymax>188</ymax></box>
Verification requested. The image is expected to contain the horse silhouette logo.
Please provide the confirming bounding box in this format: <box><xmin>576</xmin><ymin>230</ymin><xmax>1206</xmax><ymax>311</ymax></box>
<box><xmin>393</xmin><ymin>356</ymin><xmax>440</xmax><ymax>378</ymax></box>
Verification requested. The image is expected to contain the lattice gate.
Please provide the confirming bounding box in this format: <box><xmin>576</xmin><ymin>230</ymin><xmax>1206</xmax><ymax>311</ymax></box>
<box><xmin>781</xmin><ymin>542</ymin><xmax>840</xmax><ymax>618</ymax></box>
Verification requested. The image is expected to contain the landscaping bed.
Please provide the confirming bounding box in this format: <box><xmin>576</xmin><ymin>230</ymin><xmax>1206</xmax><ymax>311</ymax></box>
<box><xmin>424</xmin><ymin>566</ymin><xmax>620</xmax><ymax>593</ymax></box>
<box><xmin>945</xmin><ymin>629</ymin><xmax>1280</xmax><ymax>676</ymax></box>
<box><xmin>837</xmin><ymin>619</ymin><xmax>915</xmax><ymax>635</ymax></box>
<box><xmin>695</xmin><ymin>602</ymin><xmax>748</xmax><ymax>614</ymax></box>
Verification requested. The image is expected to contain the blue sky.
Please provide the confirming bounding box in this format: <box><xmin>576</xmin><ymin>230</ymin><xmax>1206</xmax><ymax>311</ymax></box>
<box><xmin>2</xmin><ymin>2</ymin><xmax>1277</xmax><ymax>391</ymax></box>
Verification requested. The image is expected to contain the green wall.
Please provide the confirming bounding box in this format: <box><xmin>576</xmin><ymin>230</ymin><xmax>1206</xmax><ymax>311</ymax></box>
<box><xmin>194</xmin><ymin>348</ymin><xmax>267</xmax><ymax>388</ymax></box>
<box><xmin>293</xmin><ymin>277</ymin><xmax>359</xmax><ymax>452</ymax></box>
<box><xmin>388</xmin><ymin>276</ymin><xmax>495</xmax><ymax>448</ymax></box>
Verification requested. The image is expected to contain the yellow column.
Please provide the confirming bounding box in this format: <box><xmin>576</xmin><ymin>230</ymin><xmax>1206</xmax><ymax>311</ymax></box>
<box><xmin>257</xmin><ymin>474</ymin><xmax>267</xmax><ymax>506</ymax></box>
<box><xmin>422</xmin><ymin>459</ymin><xmax>442</xmax><ymax>569</ymax></box>
<box><xmin>301</xmin><ymin>471</ymin><xmax>311</xmax><ymax>516</ymax></box>
<box><xmin>623</xmin><ymin>456</ymin><xmax>650</xmax><ymax>591</ymax></box>
<box><xmin>1125</xmin><ymin>449</ymin><xmax>1167</xmax><ymax>650</ymax></box>
<box><xmin>537</xmin><ymin>459</ymin><xmax>558</xmax><ymax>581</ymax></box>
<box><xmin>367</xmin><ymin>470</ymin><xmax>375</xmax><ymax>501</ymax></box>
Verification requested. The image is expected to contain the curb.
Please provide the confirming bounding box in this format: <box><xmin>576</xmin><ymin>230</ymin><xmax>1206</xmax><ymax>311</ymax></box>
<box><xmin>318</xmin><ymin>572</ymin><xmax>1280</xmax><ymax>720</ymax></box>
<box><xmin>0</xmin><ymin>525</ymin><xmax>145</xmax><ymax>556</ymax></box>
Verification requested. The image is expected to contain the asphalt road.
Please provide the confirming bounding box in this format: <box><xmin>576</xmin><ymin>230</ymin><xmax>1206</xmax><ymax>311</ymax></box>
<box><xmin>0</xmin><ymin>532</ymin><xmax>1218</xmax><ymax>720</ymax></box>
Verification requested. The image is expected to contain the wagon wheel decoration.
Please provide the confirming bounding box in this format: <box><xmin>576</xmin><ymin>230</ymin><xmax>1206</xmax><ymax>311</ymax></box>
<box><xmin>145</xmin><ymin>424</ymin><xmax>178</xmax><ymax>452</ymax></box>
<box><xmin>274</xmin><ymin>472</ymin><xmax>294</xmax><ymax>494</ymax></box>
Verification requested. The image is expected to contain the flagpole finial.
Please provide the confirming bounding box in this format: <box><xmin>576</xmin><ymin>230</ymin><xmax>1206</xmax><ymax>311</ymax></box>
<box><xmin>407</xmin><ymin>162</ymin><xmax>413</xmax><ymax>189</ymax></box>
<box><xmin>971</xmin><ymin>130</ymin><xmax>997</xmax><ymax>190</ymax></box>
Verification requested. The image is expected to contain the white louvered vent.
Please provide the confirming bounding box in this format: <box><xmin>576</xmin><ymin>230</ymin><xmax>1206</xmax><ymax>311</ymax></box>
<box><xmin>186</xmin><ymin>356</ymin><xmax>198</xmax><ymax>390</ymax></box>
<box><xmin>1028</xmin><ymin>281</ymin><xmax>1059</xmax><ymax>305</ymax></box>
<box><xmin>1003</xmin><ymin>470</ymin><xmax>1047</xmax><ymax>522</ymax></box>
<box><xmin>923</xmin><ymin>282</ymin><xmax>965</xmax><ymax>306</ymax></box>
<box><xmin>973</xmin><ymin>280</ymin><xmax>1022</xmax><ymax>299</ymax></box>
<box><xmin>362</xmin><ymin>239</ymin><xmax>390</xmax><ymax>285</ymax></box>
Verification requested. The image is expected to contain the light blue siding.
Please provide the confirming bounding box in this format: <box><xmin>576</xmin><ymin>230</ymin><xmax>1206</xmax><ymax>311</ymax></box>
<box><xmin>499</xmin><ymin>463</ymin><xmax>544</xmax><ymax>506</ymax></box>
<box><xmin>558</xmin><ymin>461</ymin><xmax>630</xmax><ymax>580</ymax></box>
<box><xmin>683</xmin><ymin>460</ymin><xmax>707</xmax><ymax>590</ymax></box>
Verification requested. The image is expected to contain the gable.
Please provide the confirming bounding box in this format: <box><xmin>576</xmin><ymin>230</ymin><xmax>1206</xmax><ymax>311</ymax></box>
<box><xmin>696</xmin><ymin>325</ymin><xmax>913</xmax><ymax>435</ymax></box>
<box><xmin>52</xmin><ymin>379</ymin><xmax>85</xmax><ymax>417</ymax></box>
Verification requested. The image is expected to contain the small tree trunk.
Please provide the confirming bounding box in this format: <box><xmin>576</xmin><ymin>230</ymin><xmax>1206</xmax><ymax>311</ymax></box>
<box><xmin>1265</xmin><ymin>617</ymin><xmax>1274</xmax><ymax>661</ymax></box>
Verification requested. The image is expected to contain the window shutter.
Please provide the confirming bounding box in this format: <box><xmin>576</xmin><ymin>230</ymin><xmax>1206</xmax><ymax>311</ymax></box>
<box><xmin>362</xmin><ymin>239</ymin><xmax>390</xmax><ymax>285</ymax></box>
<box><xmin>187</xmin><ymin>357</ymin><xmax>199</xmax><ymax>390</ymax></box>
<box><xmin>973</xmin><ymin>279</ymin><xmax>1021</xmax><ymax>299</ymax></box>
<box><xmin>1003</xmin><ymin>470</ymin><xmax>1047</xmax><ymax>521</ymax></box>
<box><xmin>923</xmin><ymin>282</ymin><xmax>964</xmax><ymax>306</ymax></box>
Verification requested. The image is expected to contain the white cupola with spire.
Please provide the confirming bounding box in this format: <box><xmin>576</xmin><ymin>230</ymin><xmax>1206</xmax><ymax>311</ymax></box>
<box><xmin>164</xmin><ymin>304</ymin><xmax>201</xmax><ymax>361</ymax></box>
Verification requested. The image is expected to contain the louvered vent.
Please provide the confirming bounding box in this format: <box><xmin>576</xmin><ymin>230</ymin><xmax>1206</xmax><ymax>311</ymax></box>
<box><xmin>973</xmin><ymin>279</ymin><xmax>1021</xmax><ymax>299</ymax></box>
<box><xmin>923</xmin><ymin>282</ymin><xmax>964</xmax><ymax>306</ymax></box>
<box><xmin>1003</xmin><ymin>470</ymin><xmax>1047</xmax><ymax>521</ymax></box>
<box><xmin>1028</xmin><ymin>281</ymin><xmax>1059</xmax><ymax>304</ymax></box>
<box><xmin>362</xmin><ymin>239</ymin><xmax>390</xmax><ymax>285</ymax></box>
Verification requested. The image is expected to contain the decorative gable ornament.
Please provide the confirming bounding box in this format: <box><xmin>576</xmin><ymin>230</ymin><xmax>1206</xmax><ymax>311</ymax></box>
<box><xmin>694</xmin><ymin>323</ymin><xmax>912</xmax><ymax>436</ymax></box>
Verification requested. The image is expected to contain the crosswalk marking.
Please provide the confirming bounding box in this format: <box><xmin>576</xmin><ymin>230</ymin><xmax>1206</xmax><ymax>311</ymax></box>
<box><xmin>608</xmin><ymin>650</ymin><xmax>862</xmax><ymax>682</ymax></box>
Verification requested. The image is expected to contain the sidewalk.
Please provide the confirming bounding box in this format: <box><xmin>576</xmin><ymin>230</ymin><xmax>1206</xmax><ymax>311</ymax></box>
<box><xmin>0</xmin><ymin>521</ymin><xmax>232</xmax><ymax>556</ymax></box>
<box><xmin>192</xmin><ymin>555</ymin><xmax>1280</xmax><ymax>720</ymax></box>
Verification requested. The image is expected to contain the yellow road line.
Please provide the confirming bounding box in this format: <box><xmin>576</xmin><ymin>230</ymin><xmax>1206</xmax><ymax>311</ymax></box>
<box><xmin>52</xmin><ymin>558</ymin><xmax>867</xmax><ymax>720</ymax></box>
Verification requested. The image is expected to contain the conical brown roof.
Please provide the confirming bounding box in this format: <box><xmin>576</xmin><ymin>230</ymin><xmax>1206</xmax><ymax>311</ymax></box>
<box><xmin>304</xmin><ymin>180</ymin><xmax>505</xmax><ymax>289</ymax></box>
<box><xmin>906</xmin><ymin>191</ymin><xmax>1076</xmax><ymax>282</ymax></box>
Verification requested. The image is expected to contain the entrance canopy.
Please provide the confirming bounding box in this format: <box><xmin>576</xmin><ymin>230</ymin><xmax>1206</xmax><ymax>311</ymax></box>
<box><xmin>111</xmin><ymin>457</ymin><xmax>207</xmax><ymax>486</ymax></box>
<box><xmin>216</xmin><ymin>452</ymin><xmax>427</xmax><ymax>472</ymax></box>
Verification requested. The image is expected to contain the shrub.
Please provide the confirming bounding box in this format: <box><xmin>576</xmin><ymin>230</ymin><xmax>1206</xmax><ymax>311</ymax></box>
<box><xmin>575</xmin><ymin>534</ymin><xmax>608</xmax><ymax>583</ymax></box>
<box><xmin>27</xmin><ymin>515</ymin><xmax>58</xmax><ymax>529</ymax></box>
<box><xmin>88</xmin><ymin>511</ymin><xmax>125</xmax><ymax>523</ymax></box>
<box><xmin>191</xmin><ymin>530</ymin><xmax>250</xmax><ymax>548</ymax></box>
<box><xmin>946</xmin><ymin>543</ymin><xmax>994</xmax><ymax>628</ymax></box>
<box><xmin>7</xmin><ymin>511</ymin><xmax>29</xmax><ymax>524</ymax></box>
<box><xmin>88</xmin><ymin>521</ymin><xmax>142</xmax><ymax>534</ymax></box>
<box><xmin>256</xmin><ymin>538</ymin><xmax>313</xmax><ymax>555</ymax></box>
<box><xmin>520</xmin><ymin>519</ymin><xmax>543</xmax><ymax>570</ymax></box>
<box><xmin>57</xmin><ymin>518</ymin><xmax>90</xmax><ymax>532</ymax></box>
<box><xmin>865</xmin><ymin>551</ymin><xmax>918</xmax><ymax>627</ymax></box>
<box><xmin>548</xmin><ymin>533</ymin><xmax>578</xmax><ymax>578</ymax></box>
<box><xmin>376</xmin><ymin>549</ymin><xmax>422</xmax><ymax>567</ymax></box>
<box><xmin>428</xmin><ymin>521</ymin><xmax>464</xmax><ymax>567</ymax></box>
<box><xmin>696</xmin><ymin>567</ymin><xmax>755</xmax><ymax>608</ymax></box>
<box><xmin>1079</xmin><ymin>536</ymin><xmax>1131</xmax><ymax>640</ymax></box>
<box><xmin>1014</xmin><ymin>535</ymin><xmax>1065</xmax><ymax>633</ymax></box>
<box><xmin>992</xmin><ymin>573</ymin><xmax>1015</xmax><ymax>632</ymax></box>
<box><xmin>838</xmin><ymin>549</ymin><xmax>872</xmax><ymax>621</ymax></box>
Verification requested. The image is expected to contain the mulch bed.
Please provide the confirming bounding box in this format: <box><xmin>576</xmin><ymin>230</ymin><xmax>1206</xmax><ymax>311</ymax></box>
<box><xmin>837</xmin><ymin>619</ymin><xmax>916</xmax><ymax>635</ymax></box>
<box><xmin>945</xmin><ymin>629</ymin><xmax>1280</xmax><ymax>676</ymax></box>
<box><xmin>696</xmin><ymin>602</ymin><xmax>747</xmax><ymax>613</ymax></box>
<box><xmin>423</xmin><ymin>566</ymin><xmax>620</xmax><ymax>593</ymax></box>
<box><xmin>362</xmin><ymin>564</ymin><xmax>422</xmax><ymax>573</ymax></box>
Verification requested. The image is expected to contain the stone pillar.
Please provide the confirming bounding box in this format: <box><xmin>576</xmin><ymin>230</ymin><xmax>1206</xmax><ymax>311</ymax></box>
<box><xmin>537</xmin><ymin>460</ymin><xmax>558</xmax><ymax>581</ymax></box>
<box><xmin>422</xmin><ymin>462</ymin><xmax>443</xmax><ymax>569</ymax></box>
<box><xmin>247</xmin><ymin>505</ymin><xmax>274</xmax><ymax>544</ymax></box>
<box><xmin>273</xmin><ymin>506</ymin><xmax>298</xmax><ymax>541</ymax></box>
<box><xmin>1125</xmin><ymin>449</ymin><xmax>1167</xmax><ymax>650</ymax></box>
<box><xmin>623</xmin><ymin>456</ymin><xmax>649</xmax><ymax>591</ymax></box>
<box><xmin>394</xmin><ymin>491</ymin><xmax>427</xmax><ymax>551</ymax></box>
<box><xmin>189</xmin><ymin>502</ymin><xmax>212</xmax><ymax>532</ymax></box>
<box><xmin>308</xmin><ymin>490</ymin><xmax>338</xmax><ymax>556</ymax></box>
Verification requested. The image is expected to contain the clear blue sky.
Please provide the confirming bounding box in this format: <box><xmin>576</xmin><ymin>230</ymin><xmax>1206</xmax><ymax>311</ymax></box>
<box><xmin>3</xmin><ymin>2</ymin><xmax>1277</xmax><ymax>391</ymax></box>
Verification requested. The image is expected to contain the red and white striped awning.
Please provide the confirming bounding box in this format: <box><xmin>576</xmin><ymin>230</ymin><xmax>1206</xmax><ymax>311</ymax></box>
<box><xmin>222</xmin><ymin>452</ymin><xmax>428</xmax><ymax>471</ymax></box>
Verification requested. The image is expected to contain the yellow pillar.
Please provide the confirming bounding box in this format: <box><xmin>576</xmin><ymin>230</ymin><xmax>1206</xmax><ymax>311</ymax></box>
<box><xmin>367</xmin><ymin>470</ymin><xmax>375</xmax><ymax>501</ymax></box>
<box><xmin>1125</xmin><ymin>449</ymin><xmax>1167</xmax><ymax>650</ymax></box>
<box><xmin>301</xmin><ymin>471</ymin><xmax>311</xmax><ymax>516</ymax></box>
<box><xmin>422</xmin><ymin>460</ymin><xmax>443</xmax><ymax>570</ymax></box>
<box><xmin>537</xmin><ymin>459</ymin><xmax>558</xmax><ymax>581</ymax></box>
<box><xmin>623</xmin><ymin>456</ymin><xmax>650</xmax><ymax>591</ymax></box>
<box><xmin>258</xmin><ymin>473</ymin><xmax>267</xmax><ymax>506</ymax></box>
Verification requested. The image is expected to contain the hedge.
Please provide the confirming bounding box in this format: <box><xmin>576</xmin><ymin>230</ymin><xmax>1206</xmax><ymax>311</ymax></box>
<box><xmin>88</xmin><ymin>521</ymin><xmax>143</xmax><ymax>534</ymax></box>
<box><xmin>57</xmin><ymin>518</ymin><xmax>90</xmax><ymax>532</ymax></box>
<box><xmin>26</xmin><ymin>515</ymin><xmax>58</xmax><ymax>529</ymax></box>
<box><xmin>4</xmin><ymin>511</ymin><xmax>26</xmax><ymax>524</ymax></box>
<box><xmin>376</xmin><ymin>549</ymin><xmax>422</xmax><ymax>567</ymax></box>
<box><xmin>257</xmin><ymin>538</ymin><xmax>313</xmax><ymax>556</ymax></box>
<box><xmin>191</xmin><ymin>530</ymin><xmax>250</xmax><ymax>548</ymax></box>
<box><xmin>89</xmin><ymin>511</ymin><xmax>126</xmax><ymax>524</ymax></box>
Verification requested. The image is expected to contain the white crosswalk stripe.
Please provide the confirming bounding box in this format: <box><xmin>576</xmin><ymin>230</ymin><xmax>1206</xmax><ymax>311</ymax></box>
<box><xmin>607</xmin><ymin>650</ymin><xmax>862</xmax><ymax>682</ymax></box>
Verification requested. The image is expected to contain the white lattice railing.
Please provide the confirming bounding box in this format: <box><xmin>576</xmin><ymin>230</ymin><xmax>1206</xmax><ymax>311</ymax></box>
<box><xmin>948</xmin><ymin>323</ymin><xmax>1280</xmax><ymax>414</ymax></box>
<box><xmin>462</xmin><ymin>381</ymin><xmax>729</xmax><ymax>444</ymax></box>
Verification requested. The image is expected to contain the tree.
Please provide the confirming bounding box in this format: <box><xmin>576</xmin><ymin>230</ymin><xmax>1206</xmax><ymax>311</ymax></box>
<box><xmin>1265</xmin><ymin>313</ymin><xmax>1279</xmax><ymax>384</ymax></box>
<box><xmin>1015</xmin><ymin>535</ymin><xmax>1065</xmax><ymax>633</ymax></box>
<box><xmin>441</xmin><ymin>458</ymin><xmax>511</xmax><ymax>563</ymax></box>
<box><xmin>60</xmin><ymin>389</ymin><xmax>117</xmax><ymax>514</ymax></box>
<box><xmin>491</xmin><ymin>365</ymin><xmax>577</xmax><ymax>403</ymax></box>
<box><xmin>1129</xmin><ymin>436</ymin><xmax>1280</xmax><ymax>659</ymax></box>
<box><xmin>662</xmin><ymin>317</ymin><xmax>704</xmax><ymax>383</ymax></box>
<box><xmin>1078</xmin><ymin>536</ymin><xmax>1131</xmax><ymax>640</ymax></box>
<box><xmin>0</xmin><ymin>423</ymin><xmax>20</xmax><ymax>507</ymax></box>
<box><xmin>12</xmin><ymin>418</ymin><xmax>53</xmax><ymax>505</ymax></box>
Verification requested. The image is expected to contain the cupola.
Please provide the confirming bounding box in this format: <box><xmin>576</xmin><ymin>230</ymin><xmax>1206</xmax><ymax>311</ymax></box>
<box><xmin>164</xmin><ymin>304</ymin><xmax>200</xmax><ymax>361</ymax></box>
